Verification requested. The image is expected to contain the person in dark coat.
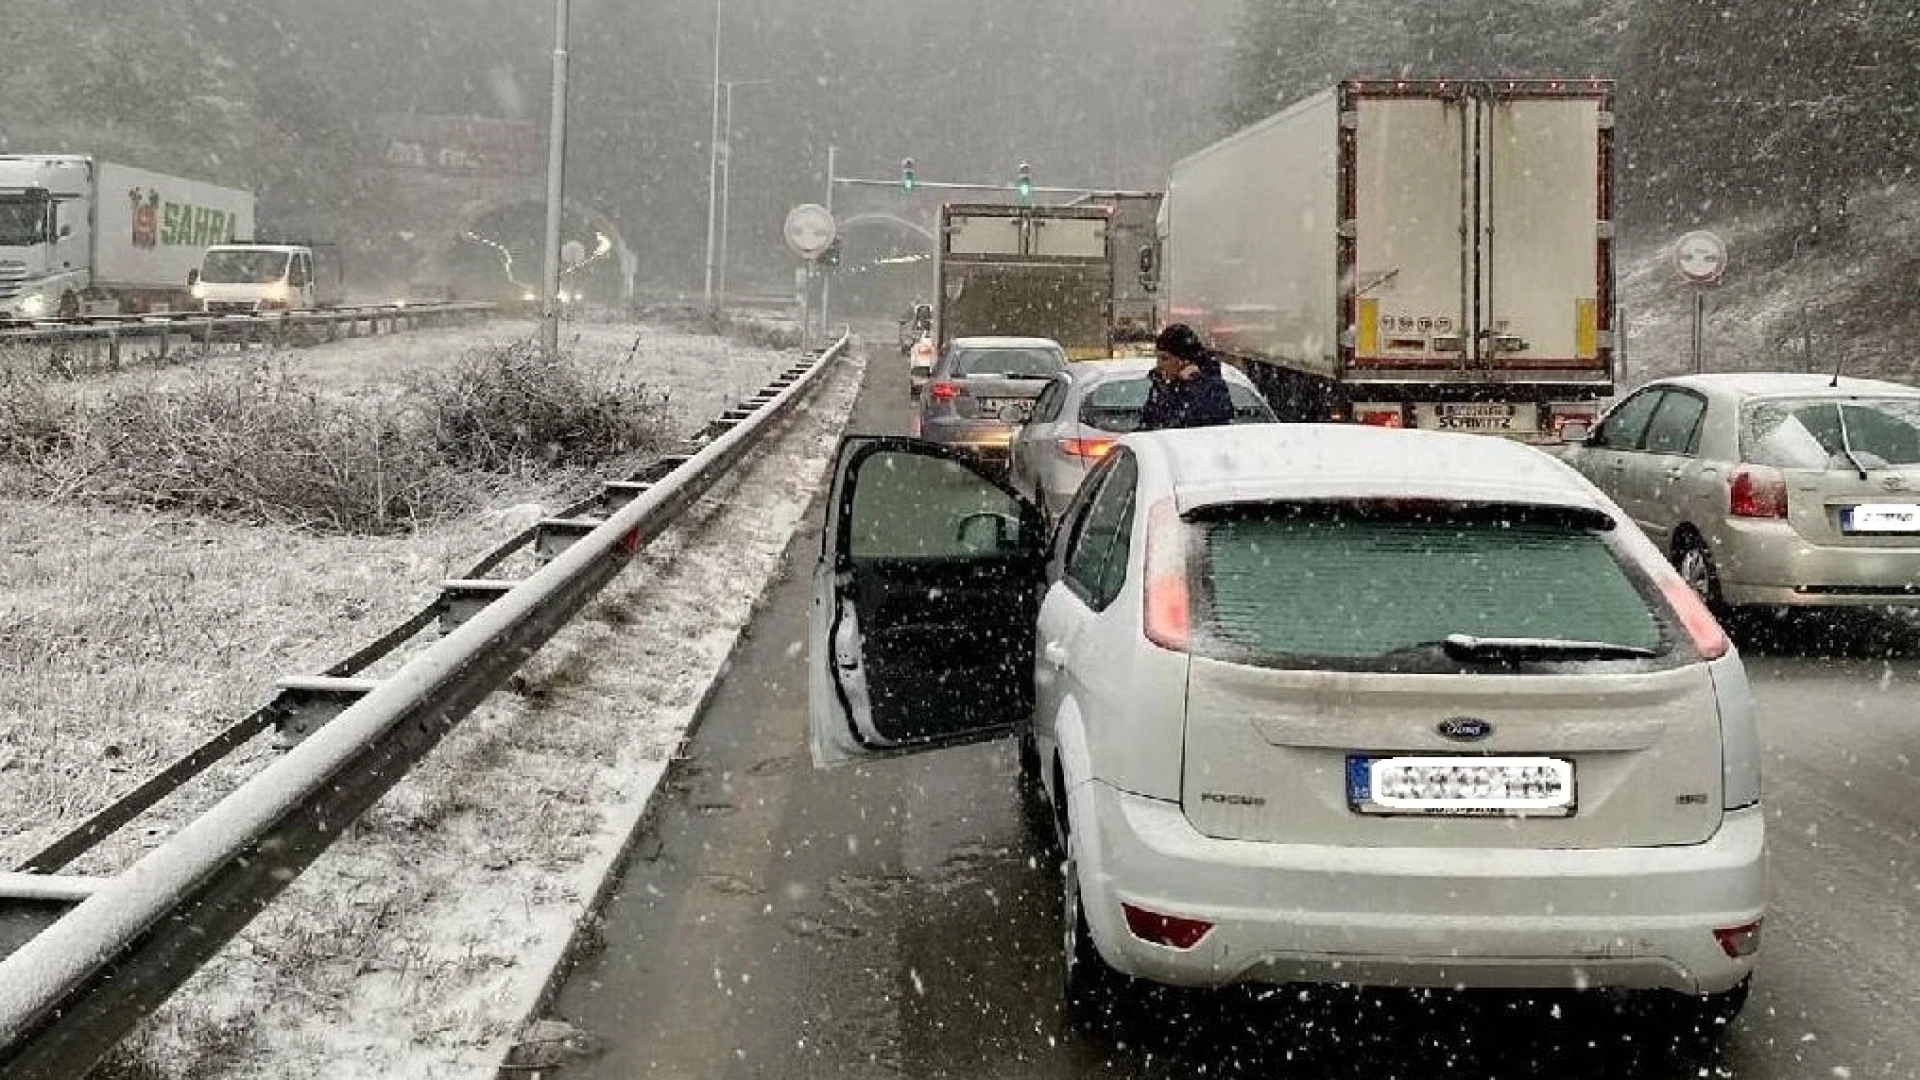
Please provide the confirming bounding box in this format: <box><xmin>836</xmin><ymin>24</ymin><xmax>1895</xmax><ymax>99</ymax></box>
<box><xmin>1139</xmin><ymin>323</ymin><xmax>1235</xmax><ymax>431</ymax></box>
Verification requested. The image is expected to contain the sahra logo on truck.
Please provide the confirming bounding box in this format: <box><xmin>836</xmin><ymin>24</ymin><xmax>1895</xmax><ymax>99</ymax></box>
<box><xmin>154</xmin><ymin>198</ymin><xmax>240</xmax><ymax>248</ymax></box>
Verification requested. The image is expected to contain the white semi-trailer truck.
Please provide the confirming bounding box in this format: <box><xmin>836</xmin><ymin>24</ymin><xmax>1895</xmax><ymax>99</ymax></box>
<box><xmin>0</xmin><ymin>155</ymin><xmax>254</xmax><ymax>320</ymax></box>
<box><xmin>1161</xmin><ymin>79</ymin><xmax>1616</xmax><ymax>440</ymax></box>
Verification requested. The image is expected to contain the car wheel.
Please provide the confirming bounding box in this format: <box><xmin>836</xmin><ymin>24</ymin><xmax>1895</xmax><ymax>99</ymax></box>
<box><xmin>1061</xmin><ymin>813</ymin><xmax>1129</xmax><ymax>1026</ymax></box>
<box><xmin>1675</xmin><ymin>533</ymin><xmax>1726</xmax><ymax>613</ymax></box>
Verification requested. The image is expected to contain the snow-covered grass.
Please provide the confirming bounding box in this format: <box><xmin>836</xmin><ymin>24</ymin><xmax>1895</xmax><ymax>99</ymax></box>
<box><xmin>92</xmin><ymin>347</ymin><xmax>866</xmax><ymax>1079</ymax></box>
<box><xmin>1619</xmin><ymin>183</ymin><xmax>1920</xmax><ymax>390</ymax></box>
<box><xmin>0</xmin><ymin>320</ymin><xmax>790</xmax><ymax>874</ymax></box>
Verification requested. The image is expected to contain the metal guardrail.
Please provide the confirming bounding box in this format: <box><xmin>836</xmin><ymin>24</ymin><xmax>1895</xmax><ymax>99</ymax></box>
<box><xmin>0</xmin><ymin>330</ymin><xmax>851</xmax><ymax>1079</ymax></box>
<box><xmin>0</xmin><ymin>302</ymin><xmax>496</xmax><ymax>359</ymax></box>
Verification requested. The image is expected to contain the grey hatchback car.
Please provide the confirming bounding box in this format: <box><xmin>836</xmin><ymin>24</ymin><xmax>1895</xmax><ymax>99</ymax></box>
<box><xmin>1007</xmin><ymin>357</ymin><xmax>1276</xmax><ymax>519</ymax></box>
<box><xmin>910</xmin><ymin>336</ymin><xmax>1068</xmax><ymax>468</ymax></box>
<box><xmin>1562</xmin><ymin>372</ymin><xmax>1920</xmax><ymax>613</ymax></box>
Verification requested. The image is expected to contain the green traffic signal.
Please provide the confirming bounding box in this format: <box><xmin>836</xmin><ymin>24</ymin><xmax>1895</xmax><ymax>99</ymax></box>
<box><xmin>901</xmin><ymin>157</ymin><xmax>916</xmax><ymax>192</ymax></box>
<box><xmin>1016</xmin><ymin>162</ymin><xmax>1033</xmax><ymax>202</ymax></box>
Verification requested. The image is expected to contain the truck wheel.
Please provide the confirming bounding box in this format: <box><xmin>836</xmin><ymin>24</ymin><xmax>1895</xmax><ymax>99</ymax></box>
<box><xmin>57</xmin><ymin>292</ymin><xmax>79</xmax><ymax>319</ymax></box>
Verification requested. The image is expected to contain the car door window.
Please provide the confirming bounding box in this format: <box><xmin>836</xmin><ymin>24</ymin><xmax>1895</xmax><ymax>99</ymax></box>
<box><xmin>1594</xmin><ymin>389</ymin><xmax>1665</xmax><ymax>451</ymax></box>
<box><xmin>1064</xmin><ymin>453</ymin><xmax>1138</xmax><ymax>610</ymax></box>
<box><xmin>849</xmin><ymin>450</ymin><xmax>1027</xmax><ymax>559</ymax></box>
<box><xmin>1642</xmin><ymin>391</ymin><xmax>1707</xmax><ymax>456</ymax></box>
<box><xmin>1029</xmin><ymin>380</ymin><xmax>1066</xmax><ymax>425</ymax></box>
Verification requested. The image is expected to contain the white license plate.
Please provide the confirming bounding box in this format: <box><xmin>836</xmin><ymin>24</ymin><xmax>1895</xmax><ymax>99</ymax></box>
<box><xmin>1414</xmin><ymin>402</ymin><xmax>1539</xmax><ymax>433</ymax></box>
<box><xmin>1843</xmin><ymin>503</ymin><xmax>1920</xmax><ymax>534</ymax></box>
<box><xmin>1348</xmin><ymin>755</ymin><xmax>1574</xmax><ymax>816</ymax></box>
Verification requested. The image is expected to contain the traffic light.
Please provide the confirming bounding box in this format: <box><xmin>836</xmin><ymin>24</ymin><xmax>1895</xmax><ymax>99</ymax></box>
<box><xmin>1015</xmin><ymin>161</ymin><xmax>1033</xmax><ymax>202</ymax></box>
<box><xmin>822</xmin><ymin>238</ymin><xmax>842</xmax><ymax>268</ymax></box>
<box><xmin>901</xmin><ymin>157</ymin><xmax>917</xmax><ymax>192</ymax></box>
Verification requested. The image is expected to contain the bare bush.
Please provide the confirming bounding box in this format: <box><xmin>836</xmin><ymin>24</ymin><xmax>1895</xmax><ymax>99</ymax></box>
<box><xmin>416</xmin><ymin>342</ymin><xmax>672</xmax><ymax>474</ymax></box>
<box><xmin>0</xmin><ymin>345</ymin><xmax>671</xmax><ymax>534</ymax></box>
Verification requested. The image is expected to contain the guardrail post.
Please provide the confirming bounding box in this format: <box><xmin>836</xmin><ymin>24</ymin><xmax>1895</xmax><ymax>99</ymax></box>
<box><xmin>532</xmin><ymin>518</ymin><xmax>604</xmax><ymax>564</ymax></box>
<box><xmin>268</xmin><ymin>676</ymin><xmax>380</xmax><ymax>747</ymax></box>
<box><xmin>435</xmin><ymin>579</ymin><xmax>519</xmax><ymax>635</ymax></box>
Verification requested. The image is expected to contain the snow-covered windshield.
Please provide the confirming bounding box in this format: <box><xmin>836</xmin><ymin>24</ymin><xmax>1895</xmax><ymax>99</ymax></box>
<box><xmin>200</xmin><ymin>249</ymin><xmax>292</xmax><ymax>284</ymax></box>
<box><xmin>0</xmin><ymin>195</ymin><xmax>48</xmax><ymax>246</ymax></box>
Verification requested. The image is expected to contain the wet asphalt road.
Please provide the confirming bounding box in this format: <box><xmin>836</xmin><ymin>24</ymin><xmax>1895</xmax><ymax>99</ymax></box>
<box><xmin>544</xmin><ymin>339</ymin><xmax>1920</xmax><ymax>1079</ymax></box>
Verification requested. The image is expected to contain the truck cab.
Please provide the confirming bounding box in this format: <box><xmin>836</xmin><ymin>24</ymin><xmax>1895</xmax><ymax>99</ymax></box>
<box><xmin>195</xmin><ymin>243</ymin><xmax>344</xmax><ymax>313</ymax></box>
<box><xmin>0</xmin><ymin>156</ymin><xmax>91</xmax><ymax>320</ymax></box>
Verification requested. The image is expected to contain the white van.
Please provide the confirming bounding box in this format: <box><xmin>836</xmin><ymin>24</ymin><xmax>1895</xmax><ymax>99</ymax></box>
<box><xmin>194</xmin><ymin>243</ymin><xmax>344</xmax><ymax>313</ymax></box>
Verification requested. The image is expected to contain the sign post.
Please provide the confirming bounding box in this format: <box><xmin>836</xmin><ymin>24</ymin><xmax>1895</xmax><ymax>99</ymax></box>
<box><xmin>1674</xmin><ymin>230</ymin><xmax>1728</xmax><ymax>374</ymax></box>
<box><xmin>784</xmin><ymin>202</ymin><xmax>836</xmax><ymax>351</ymax></box>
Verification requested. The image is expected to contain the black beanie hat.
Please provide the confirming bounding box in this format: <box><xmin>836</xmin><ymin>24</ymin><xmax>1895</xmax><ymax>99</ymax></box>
<box><xmin>1156</xmin><ymin>322</ymin><xmax>1207</xmax><ymax>362</ymax></box>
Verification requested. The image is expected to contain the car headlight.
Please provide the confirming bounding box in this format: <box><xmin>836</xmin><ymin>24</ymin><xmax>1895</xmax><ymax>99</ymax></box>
<box><xmin>264</xmin><ymin>282</ymin><xmax>290</xmax><ymax>302</ymax></box>
<box><xmin>190</xmin><ymin>282</ymin><xmax>208</xmax><ymax>300</ymax></box>
<box><xmin>18</xmin><ymin>293</ymin><xmax>47</xmax><ymax>316</ymax></box>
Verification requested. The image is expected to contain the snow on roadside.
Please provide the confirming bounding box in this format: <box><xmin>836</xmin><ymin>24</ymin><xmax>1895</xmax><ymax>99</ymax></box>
<box><xmin>111</xmin><ymin>349</ymin><xmax>867</xmax><ymax>1078</ymax></box>
<box><xmin>0</xmin><ymin>321</ymin><xmax>790</xmax><ymax>873</ymax></box>
<box><xmin>48</xmin><ymin>318</ymin><xmax>783</xmax><ymax>437</ymax></box>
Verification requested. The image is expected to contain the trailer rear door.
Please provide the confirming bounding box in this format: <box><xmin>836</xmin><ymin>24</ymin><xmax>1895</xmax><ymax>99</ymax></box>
<box><xmin>1482</xmin><ymin>96</ymin><xmax>1608</xmax><ymax>373</ymax></box>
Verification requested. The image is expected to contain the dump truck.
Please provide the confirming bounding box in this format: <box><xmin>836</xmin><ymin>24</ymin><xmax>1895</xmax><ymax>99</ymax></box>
<box><xmin>0</xmin><ymin>155</ymin><xmax>254</xmax><ymax>320</ymax></box>
<box><xmin>934</xmin><ymin>203</ymin><xmax>1113</xmax><ymax>361</ymax></box>
<box><xmin>1161</xmin><ymin>79</ymin><xmax>1616</xmax><ymax>440</ymax></box>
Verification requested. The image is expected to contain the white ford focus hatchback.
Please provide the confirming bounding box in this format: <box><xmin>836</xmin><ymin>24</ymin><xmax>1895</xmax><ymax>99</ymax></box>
<box><xmin>809</xmin><ymin>425</ymin><xmax>1764</xmax><ymax>1032</ymax></box>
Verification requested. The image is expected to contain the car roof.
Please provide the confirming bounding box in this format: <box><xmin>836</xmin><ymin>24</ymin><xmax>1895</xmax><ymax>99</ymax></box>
<box><xmin>949</xmin><ymin>336</ymin><xmax>1063</xmax><ymax>350</ymax></box>
<box><xmin>1647</xmin><ymin>371</ymin><xmax>1920</xmax><ymax>401</ymax></box>
<box><xmin>1121</xmin><ymin>425</ymin><xmax>1610</xmax><ymax>515</ymax></box>
<box><xmin>1061</xmin><ymin>357</ymin><xmax>1259</xmax><ymax>390</ymax></box>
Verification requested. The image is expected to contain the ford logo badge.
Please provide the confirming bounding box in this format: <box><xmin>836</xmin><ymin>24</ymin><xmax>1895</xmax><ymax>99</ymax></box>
<box><xmin>1437</xmin><ymin>717</ymin><xmax>1494</xmax><ymax>741</ymax></box>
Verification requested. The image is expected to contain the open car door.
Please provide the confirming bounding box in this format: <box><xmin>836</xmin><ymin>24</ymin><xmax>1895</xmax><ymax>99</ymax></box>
<box><xmin>810</xmin><ymin>437</ymin><xmax>1048</xmax><ymax>767</ymax></box>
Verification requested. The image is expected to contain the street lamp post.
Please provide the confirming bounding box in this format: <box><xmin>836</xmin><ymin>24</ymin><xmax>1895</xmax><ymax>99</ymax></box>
<box><xmin>718</xmin><ymin>78</ymin><xmax>772</xmax><ymax>307</ymax></box>
<box><xmin>539</xmin><ymin>0</ymin><xmax>571</xmax><ymax>357</ymax></box>
<box><xmin>701</xmin><ymin>0</ymin><xmax>723</xmax><ymax>317</ymax></box>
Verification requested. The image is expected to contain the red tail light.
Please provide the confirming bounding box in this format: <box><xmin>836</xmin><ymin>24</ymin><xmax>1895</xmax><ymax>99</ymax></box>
<box><xmin>1728</xmin><ymin>465</ymin><xmax>1787</xmax><ymax>519</ymax></box>
<box><xmin>1122</xmin><ymin>903</ymin><xmax>1214</xmax><ymax>949</ymax></box>
<box><xmin>928</xmin><ymin>381</ymin><xmax>960</xmax><ymax>402</ymax></box>
<box><xmin>1057</xmin><ymin>437</ymin><xmax>1116</xmax><ymax>459</ymax></box>
<box><xmin>1142</xmin><ymin>498</ymin><xmax>1189</xmax><ymax>651</ymax></box>
<box><xmin>1660</xmin><ymin>576</ymin><xmax>1730</xmax><ymax>661</ymax></box>
<box><xmin>1713</xmin><ymin>919</ymin><xmax>1762</xmax><ymax>958</ymax></box>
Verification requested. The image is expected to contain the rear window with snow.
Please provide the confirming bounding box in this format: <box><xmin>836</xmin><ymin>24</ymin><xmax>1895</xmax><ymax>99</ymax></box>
<box><xmin>1742</xmin><ymin>396</ymin><xmax>1920</xmax><ymax>469</ymax></box>
<box><xmin>1191</xmin><ymin>502</ymin><xmax>1669</xmax><ymax>672</ymax></box>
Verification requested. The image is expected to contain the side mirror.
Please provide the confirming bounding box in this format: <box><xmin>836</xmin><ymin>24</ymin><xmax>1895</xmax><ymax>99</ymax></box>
<box><xmin>956</xmin><ymin>511</ymin><xmax>1019</xmax><ymax>554</ymax></box>
<box><xmin>58</xmin><ymin>224</ymin><xmax>72</xmax><ymax>239</ymax></box>
<box><xmin>1559</xmin><ymin>421</ymin><xmax>1593</xmax><ymax>445</ymax></box>
<box><xmin>186</xmin><ymin>267</ymin><xmax>200</xmax><ymax>287</ymax></box>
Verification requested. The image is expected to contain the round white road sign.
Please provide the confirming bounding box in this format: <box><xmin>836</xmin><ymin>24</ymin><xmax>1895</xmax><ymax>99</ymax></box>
<box><xmin>784</xmin><ymin>204</ymin><xmax>837</xmax><ymax>260</ymax></box>
<box><xmin>1675</xmin><ymin>230</ymin><xmax>1729</xmax><ymax>284</ymax></box>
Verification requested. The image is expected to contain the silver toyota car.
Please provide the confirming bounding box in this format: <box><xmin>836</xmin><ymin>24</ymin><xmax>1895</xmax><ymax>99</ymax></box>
<box><xmin>1562</xmin><ymin>372</ymin><xmax>1920</xmax><ymax>613</ymax></box>
<box><xmin>1007</xmin><ymin>358</ymin><xmax>1276</xmax><ymax>520</ymax></box>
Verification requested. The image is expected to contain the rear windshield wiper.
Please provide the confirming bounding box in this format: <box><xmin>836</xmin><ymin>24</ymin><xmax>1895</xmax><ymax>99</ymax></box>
<box><xmin>1832</xmin><ymin>403</ymin><xmax>1871</xmax><ymax>481</ymax></box>
<box><xmin>1441</xmin><ymin>634</ymin><xmax>1657</xmax><ymax>662</ymax></box>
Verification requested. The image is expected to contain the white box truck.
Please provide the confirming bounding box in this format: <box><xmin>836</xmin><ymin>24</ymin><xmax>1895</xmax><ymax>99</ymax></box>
<box><xmin>935</xmin><ymin>203</ymin><xmax>1114</xmax><ymax>361</ymax></box>
<box><xmin>0</xmin><ymin>155</ymin><xmax>254</xmax><ymax>321</ymax></box>
<box><xmin>1162</xmin><ymin>79</ymin><xmax>1616</xmax><ymax>439</ymax></box>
